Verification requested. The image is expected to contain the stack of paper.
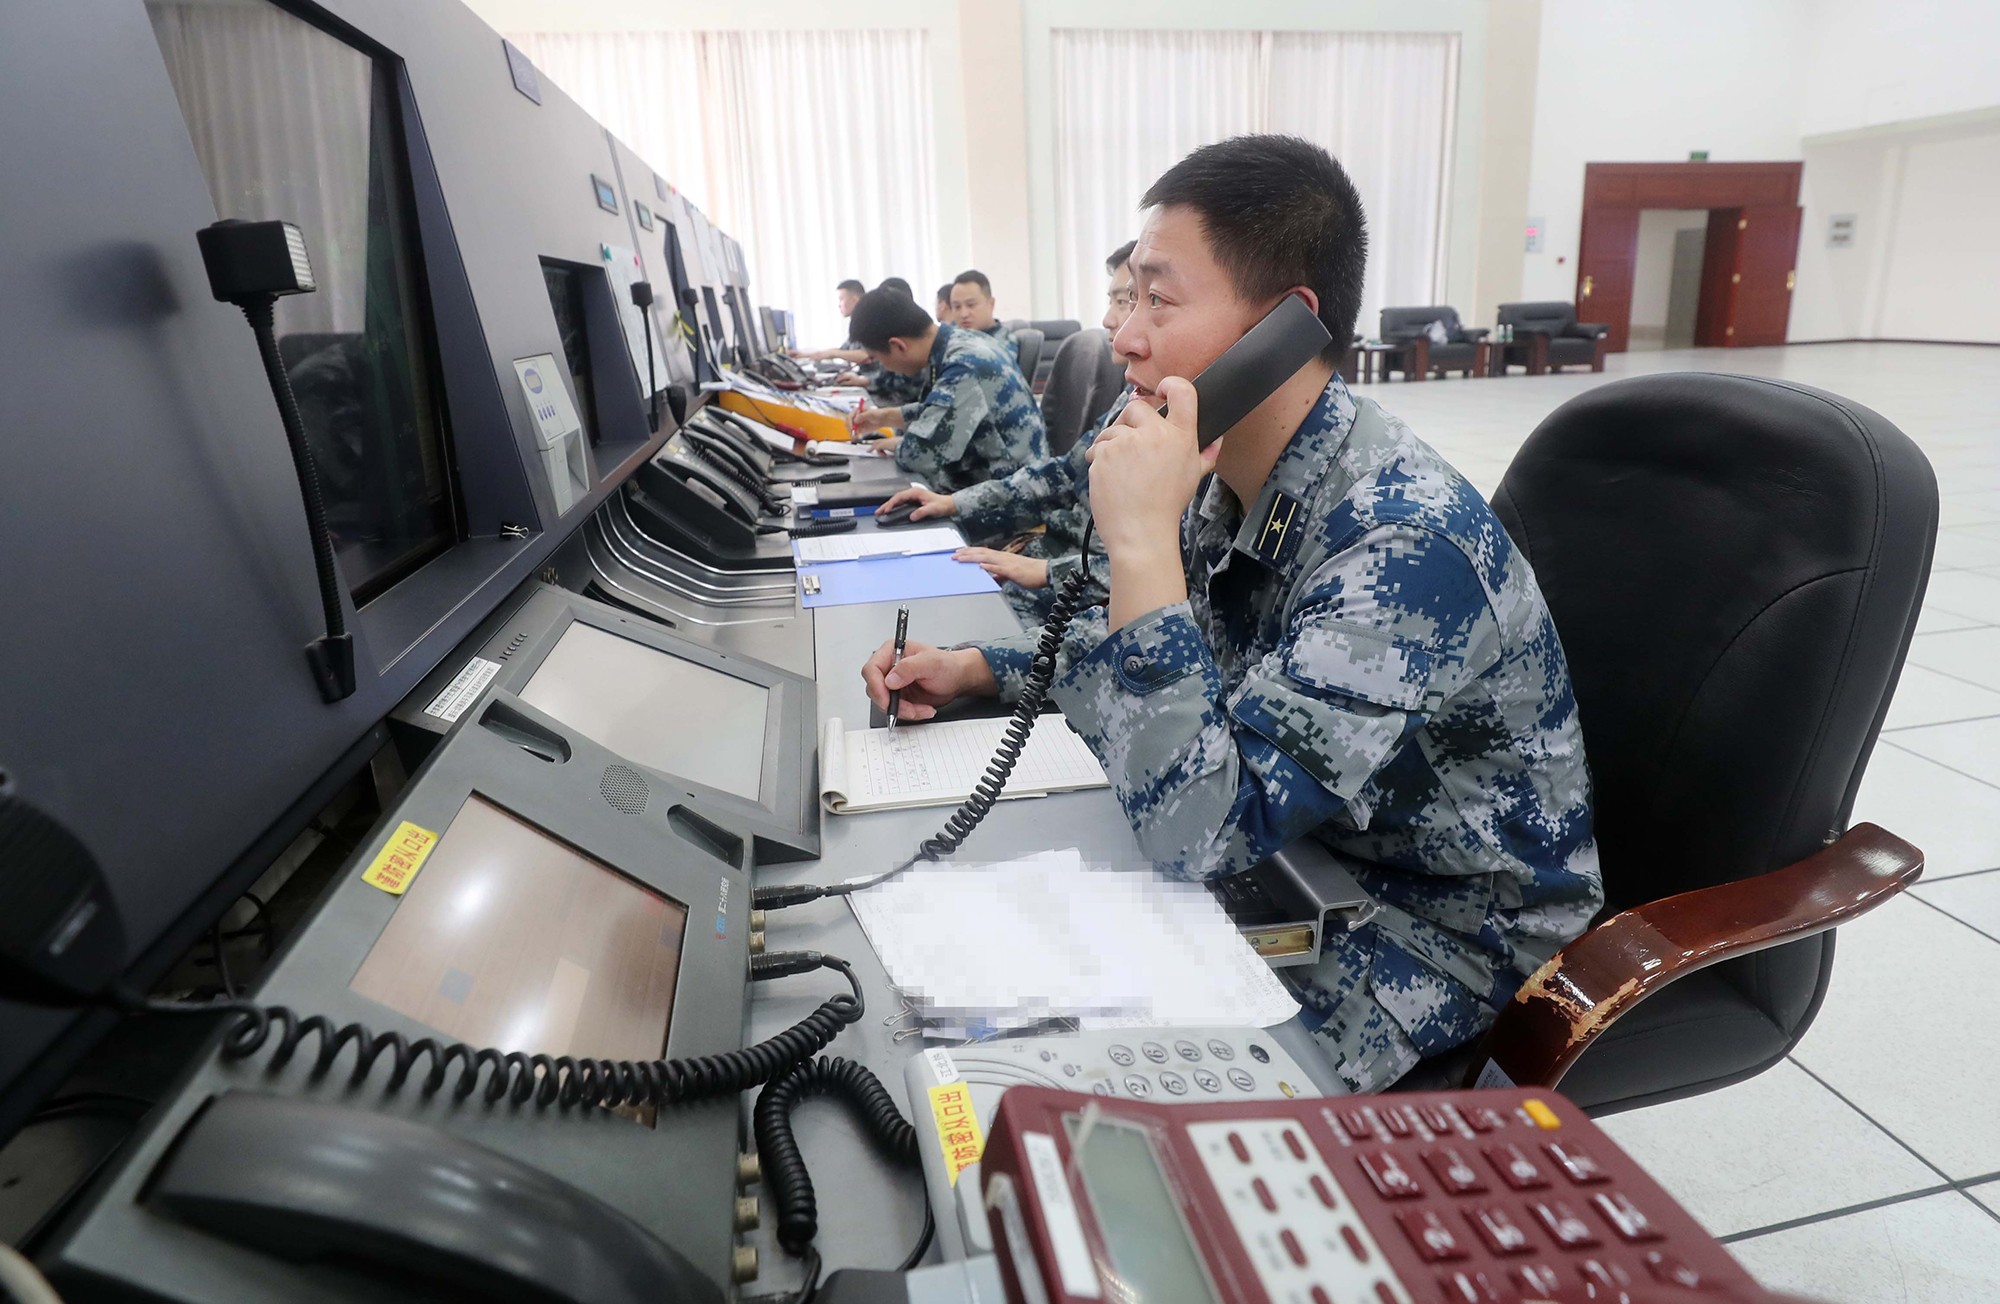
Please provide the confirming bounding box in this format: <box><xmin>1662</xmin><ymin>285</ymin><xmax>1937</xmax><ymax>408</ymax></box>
<box><xmin>845</xmin><ymin>849</ymin><xmax>1300</xmax><ymax>1040</ymax></box>
<box><xmin>792</xmin><ymin>526</ymin><xmax>963</xmax><ymax>565</ymax></box>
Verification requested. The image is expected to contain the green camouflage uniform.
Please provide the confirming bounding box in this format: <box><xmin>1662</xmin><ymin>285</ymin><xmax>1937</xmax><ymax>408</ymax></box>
<box><xmin>892</xmin><ymin>323</ymin><xmax>1047</xmax><ymax>495</ymax></box>
<box><xmin>972</xmin><ymin>374</ymin><xmax>1601</xmax><ymax>1092</ymax></box>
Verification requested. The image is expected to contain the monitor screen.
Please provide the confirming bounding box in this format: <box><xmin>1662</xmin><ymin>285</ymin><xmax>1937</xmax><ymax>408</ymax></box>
<box><xmin>147</xmin><ymin>0</ymin><xmax>458</xmax><ymax>604</ymax></box>
<box><xmin>542</xmin><ymin>260</ymin><xmax>600</xmax><ymax>445</ymax></box>
<box><xmin>518</xmin><ymin>622</ymin><xmax>770</xmax><ymax>801</ymax></box>
<box><xmin>349</xmin><ymin>795</ymin><xmax>687</xmax><ymax>1069</ymax></box>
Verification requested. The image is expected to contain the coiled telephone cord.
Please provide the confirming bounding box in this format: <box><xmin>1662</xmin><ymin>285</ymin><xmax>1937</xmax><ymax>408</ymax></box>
<box><xmin>118</xmin><ymin>951</ymin><xmax>862</xmax><ymax>1113</ymax></box>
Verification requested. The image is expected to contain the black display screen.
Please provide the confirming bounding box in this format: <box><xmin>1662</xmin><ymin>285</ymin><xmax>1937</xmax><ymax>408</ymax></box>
<box><xmin>148</xmin><ymin>0</ymin><xmax>461</xmax><ymax>604</ymax></box>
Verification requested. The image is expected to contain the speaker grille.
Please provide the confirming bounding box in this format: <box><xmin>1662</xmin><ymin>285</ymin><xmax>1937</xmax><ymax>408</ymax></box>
<box><xmin>599</xmin><ymin>765</ymin><xmax>650</xmax><ymax>815</ymax></box>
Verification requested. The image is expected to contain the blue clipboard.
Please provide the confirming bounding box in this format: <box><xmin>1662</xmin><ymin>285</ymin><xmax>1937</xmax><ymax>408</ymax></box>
<box><xmin>798</xmin><ymin>552</ymin><xmax>1001</xmax><ymax>608</ymax></box>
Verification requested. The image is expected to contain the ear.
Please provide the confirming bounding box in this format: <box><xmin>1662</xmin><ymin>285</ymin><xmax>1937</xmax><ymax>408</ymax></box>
<box><xmin>1284</xmin><ymin>286</ymin><xmax>1321</xmax><ymax>318</ymax></box>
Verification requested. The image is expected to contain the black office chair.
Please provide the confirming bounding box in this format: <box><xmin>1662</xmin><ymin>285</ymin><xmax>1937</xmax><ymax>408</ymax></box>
<box><xmin>1013</xmin><ymin>327</ymin><xmax>1045</xmax><ymax>393</ymax></box>
<box><xmin>1038</xmin><ymin>329</ymin><xmax>1121</xmax><ymax>455</ymax></box>
<box><xmin>1396</xmin><ymin>374</ymin><xmax>1935</xmax><ymax>1114</ymax></box>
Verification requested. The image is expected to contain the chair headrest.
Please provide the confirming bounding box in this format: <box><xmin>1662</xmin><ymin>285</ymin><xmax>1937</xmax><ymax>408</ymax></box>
<box><xmin>1492</xmin><ymin>374</ymin><xmax>1936</xmax><ymax>910</ymax></box>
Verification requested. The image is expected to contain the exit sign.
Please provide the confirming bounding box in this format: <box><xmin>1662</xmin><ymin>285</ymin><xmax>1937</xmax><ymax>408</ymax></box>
<box><xmin>1689</xmin><ymin>150</ymin><xmax>1710</xmax><ymax>161</ymax></box>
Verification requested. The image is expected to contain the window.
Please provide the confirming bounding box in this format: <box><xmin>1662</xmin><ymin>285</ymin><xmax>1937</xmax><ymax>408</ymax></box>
<box><xmin>149</xmin><ymin>0</ymin><xmax>459</xmax><ymax>603</ymax></box>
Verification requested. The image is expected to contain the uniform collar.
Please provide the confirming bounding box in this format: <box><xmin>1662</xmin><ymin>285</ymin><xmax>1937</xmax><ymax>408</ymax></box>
<box><xmin>1196</xmin><ymin>373</ymin><xmax>1360</xmax><ymax>570</ymax></box>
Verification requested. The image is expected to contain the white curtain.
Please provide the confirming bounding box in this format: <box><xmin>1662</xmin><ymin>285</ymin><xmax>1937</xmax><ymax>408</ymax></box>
<box><xmin>1052</xmin><ymin>28</ymin><xmax>1459</xmax><ymax>333</ymax></box>
<box><xmin>1267</xmin><ymin>32</ymin><xmax>1459</xmax><ymax>332</ymax></box>
<box><xmin>149</xmin><ymin>2</ymin><xmax>373</xmax><ymax>333</ymax></box>
<box><xmin>508</xmin><ymin>29</ymin><xmax>940</xmax><ymax>351</ymax></box>
<box><xmin>1052</xmin><ymin>31</ymin><xmax>1265</xmax><ymax>322</ymax></box>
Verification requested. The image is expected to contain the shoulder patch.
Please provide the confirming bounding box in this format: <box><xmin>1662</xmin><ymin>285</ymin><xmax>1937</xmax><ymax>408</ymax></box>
<box><xmin>1252</xmin><ymin>490</ymin><xmax>1307</xmax><ymax>567</ymax></box>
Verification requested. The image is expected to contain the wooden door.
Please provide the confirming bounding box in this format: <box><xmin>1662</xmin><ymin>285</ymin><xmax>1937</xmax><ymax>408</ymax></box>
<box><xmin>1732</xmin><ymin>204</ymin><xmax>1802</xmax><ymax>346</ymax></box>
<box><xmin>1575</xmin><ymin>207</ymin><xmax>1640</xmax><ymax>351</ymax></box>
<box><xmin>1695</xmin><ymin>209</ymin><xmax>1740</xmax><ymax>347</ymax></box>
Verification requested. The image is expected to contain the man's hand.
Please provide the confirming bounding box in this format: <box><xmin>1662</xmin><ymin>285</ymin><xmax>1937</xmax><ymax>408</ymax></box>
<box><xmin>831</xmin><ymin>370</ymin><xmax>865</xmax><ymax>386</ymax></box>
<box><xmin>954</xmin><ymin>547</ymin><xmax>1048</xmax><ymax>589</ymax></box>
<box><xmin>860</xmin><ymin>639</ymin><xmax>998</xmax><ymax>721</ymax></box>
<box><xmin>880</xmin><ymin>485</ymin><xmax>957</xmax><ymax>520</ymax></box>
<box><xmin>1086</xmin><ymin>376</ymin><xmax>1215</xmax><ymax>560</ymax></box>
<box><xmin>849</xmin><ymin>404</ymin><xmax>907</xmax><ymax>434</ymax></box>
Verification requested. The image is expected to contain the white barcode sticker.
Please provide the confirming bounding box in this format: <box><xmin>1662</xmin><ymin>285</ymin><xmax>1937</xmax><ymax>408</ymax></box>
<box><xmin>423</xmin><ymin>656</ymin><xmax>502</xmax><ymax>723</ymax></box>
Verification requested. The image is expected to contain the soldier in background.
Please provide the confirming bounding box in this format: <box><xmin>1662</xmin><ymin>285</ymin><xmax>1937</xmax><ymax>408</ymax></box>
<box><xmin>795</xmin><ymin>277</ymin><xmax>869</xmax><ymax>363</ymax></box>
<box><xmin>859</xmin><ymin>136</ymin><xmax>1602</xmax><ymax>1095</ymax></box>
<box><xmin>947</xmin><ymin>270</ymin><xmax>1018</xmax><ymax>368</ymax></box>
<box><xmin>844</xmin><ymin>287</ymin><xmax>1047</xmax><ymax>494</ymax></box>
<box><xmin>877</xmin><ymin>240</ymin><xmax>1140</xmax><ymax>623</ymax></box>
<box><xmin>934</xmin><ymin>283</ymin><xmax>955</xmax><ymax>324</ymax></box>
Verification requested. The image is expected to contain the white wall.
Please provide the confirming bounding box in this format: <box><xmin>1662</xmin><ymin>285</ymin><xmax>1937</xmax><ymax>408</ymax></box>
<box><xmin>1799</xmin><ymin>0</ymin><xmax>2000</xmax><ymax>138</ymax></box>
<box><xmin>1519</xmin><ymin>0</ymin><xmax>1808</xmax><ymax>304</ymax></box>
<box><xmin>1629</xmin><ymin>210</ymin><xmax>1707</xmax><ymax>333</ymax></box>
<box><xmin>1794</xmin><ymin>114</ymin><xmax>2000</xmax><ymax>343</ymax></box>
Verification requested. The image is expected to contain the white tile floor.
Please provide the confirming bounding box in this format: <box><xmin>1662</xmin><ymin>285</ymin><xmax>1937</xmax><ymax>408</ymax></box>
<box><xmin>1364</xmin><ymin>342</ymin><xmax>2000</xmax><ymax>1301</ymax></box>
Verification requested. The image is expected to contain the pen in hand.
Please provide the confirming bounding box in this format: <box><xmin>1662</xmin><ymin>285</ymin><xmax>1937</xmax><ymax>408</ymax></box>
<box><xmin>886</xmin><ymin>605</ymin><xmax>910</xmax><ymax>732</ymax></box>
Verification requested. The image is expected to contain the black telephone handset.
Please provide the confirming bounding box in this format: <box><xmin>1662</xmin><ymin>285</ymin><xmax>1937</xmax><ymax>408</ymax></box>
<box><xmin>682</xmin><ymin>426</ymin><xmax>771</xmax><ymax>499</ymax></box>
<box><xmin>871</xmin><ymin>293</ymin><xmax>1333</xmax><ymax>878</ymax></box>
<box><xmin>655</xmin><ymin>435</ymin><xmax>769</xmax><ymax>526</ymax></box>
<box><xmin>1177</xmin><ymin>292</ymin><xmax>1334</xmax><ymax>449</ymax></box>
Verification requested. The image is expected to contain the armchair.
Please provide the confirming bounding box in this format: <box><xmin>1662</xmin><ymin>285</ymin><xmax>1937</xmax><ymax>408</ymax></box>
<box><xmin>1378</xmin><ymin>305</ymin><xmax>1488</xmax><ymax>380</ymax></box>
<box><xmin>1398</xmin><ymin>374</ymin><xmax>1939</xmax><ymax>1114</ymax></box>
<box><xmin>1496</xmin><ymin>300</ymin><xmax>1608</xmax><ymax>374</ymax></box>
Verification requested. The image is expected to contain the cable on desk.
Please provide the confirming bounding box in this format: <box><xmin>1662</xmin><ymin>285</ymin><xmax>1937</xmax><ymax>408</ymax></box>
<box><xmin>111</xmin><ymin>951</ymin><xmax>864</xmax><ymax>1114</ymax></box>
<box><xmin>752</xmin><ymin>1055</ymin><xmax>935</xmax><ymax>1303</ymax></box>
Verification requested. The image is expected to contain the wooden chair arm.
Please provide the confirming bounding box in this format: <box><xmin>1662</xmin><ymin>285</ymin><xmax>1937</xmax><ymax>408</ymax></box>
<box><xmin>1467</xmin><ymin>823</ymin><xmax>1923</xmax><ymax>1091</ymax></box>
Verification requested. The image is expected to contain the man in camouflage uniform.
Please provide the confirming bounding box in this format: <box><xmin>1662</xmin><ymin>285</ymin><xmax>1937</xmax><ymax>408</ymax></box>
<box><xmin>845</xmin><ymin>287</ymin><xmax>1047</xmax><ymax>494</ymax></box>
<box><xmin>860</xmin><ymin>136</ymin><xmax>1601</xmax><ymax>1094</ymax></box>
<box><xmin>948</xmin><ymin>270</ymin><xmax>1019</xmax><ymax>372</ymax></box>
<box><xmin>878</xmin><ymin>241</ymin><xmax>1140</xmax><ymax>623</ymax></box>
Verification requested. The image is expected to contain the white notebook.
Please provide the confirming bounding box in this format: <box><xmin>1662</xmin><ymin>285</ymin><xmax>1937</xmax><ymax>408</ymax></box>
<box><xmin>818</xmin><ymin>715</ymin><xmax>1110</xmax><ymax>814</ymax></box>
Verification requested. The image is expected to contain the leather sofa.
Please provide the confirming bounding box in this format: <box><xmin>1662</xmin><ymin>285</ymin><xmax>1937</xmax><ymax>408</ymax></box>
<box><xmin>1496</xmin><ymin>301</ymin><xmax>1609</xmax><ymax>374</ymax></box>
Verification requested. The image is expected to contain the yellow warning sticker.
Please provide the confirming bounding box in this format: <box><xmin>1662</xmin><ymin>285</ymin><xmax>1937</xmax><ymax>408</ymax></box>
<box><xmin>360</xmin><ymin>821</ymin><xmax>438</xmax><ymax>896</ymax></box>
<box><xmin>928</xmin><ymin>1081</ymin><xmax>985</xmax><ymax>1185</ymax></box>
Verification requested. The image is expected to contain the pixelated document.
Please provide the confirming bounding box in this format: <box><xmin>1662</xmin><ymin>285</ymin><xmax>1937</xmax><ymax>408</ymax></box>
<box><xmin>846</xmin><ymin>848</ymin><xmax>1300</xmax><ymax>1032</ymax></box>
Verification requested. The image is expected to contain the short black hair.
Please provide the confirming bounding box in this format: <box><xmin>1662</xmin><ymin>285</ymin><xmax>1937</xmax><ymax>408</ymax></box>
<box><xmin>1106</xmin><ymin>240</ymin><xmax>1136</xmax><ymax>274</ymax></box>
<box><xmin>877</xmin><ymin>277</ymin><xmax>913</xmax><ymax>297</ymax></box>
<box><xmin>1140</xmin><ymin>135</ymin><xmax>1367</xmax><ymax>360</ymax></box>
<box><xmin>836</xmin><ymin>278</ymin><xmax>865</xmax><ymax>296</ymax></box>
<box><xmin>951</xmin><ymin>270</ymin><xmax>992</xmax><ymax>297</ymax></box>
<box><xmin>849</xmin><ymin>286</ymin><xmax>936</xmax><ymax>351</ymax></box>
<box><xmin>935</xmin><ymin>283</ymin><xmax>954</xmax><ymax>306</ymax></box>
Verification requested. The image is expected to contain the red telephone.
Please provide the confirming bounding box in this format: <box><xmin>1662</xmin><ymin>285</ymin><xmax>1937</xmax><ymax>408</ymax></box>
<box><xmin>979</xmin><ymin>1085</ymin><xmax>1828</xmax><ymax>1304</ymax></box>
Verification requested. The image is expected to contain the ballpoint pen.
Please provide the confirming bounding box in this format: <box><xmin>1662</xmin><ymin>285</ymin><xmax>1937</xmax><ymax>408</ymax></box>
<box><xmin>886</xmin><ymin>605</ymin><xmax>910</xmax><ymax>732</ymax></box>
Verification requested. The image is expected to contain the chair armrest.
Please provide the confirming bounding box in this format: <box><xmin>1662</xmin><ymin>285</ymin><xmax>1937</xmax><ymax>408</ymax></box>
<box><xmin>1569</xmin><ymin>322</ymin><xmax>1609</xmax><ymax>338</ymax></box>
<box><xmin>1465</xmin><ymin>823</ymin><xmax>1923</xmax><ymax>1091</ymax></box>
<box><xmin>1456</xmin><ymin>327</ymin><xmax>1490</xmax><ymax>342</ymax></box>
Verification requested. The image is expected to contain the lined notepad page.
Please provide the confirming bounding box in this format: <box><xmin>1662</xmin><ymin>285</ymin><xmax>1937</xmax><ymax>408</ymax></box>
<box><xmin>820</xmin><ymin>716</ymin><xmax>1109</xmax><ymax>813</ymax></box>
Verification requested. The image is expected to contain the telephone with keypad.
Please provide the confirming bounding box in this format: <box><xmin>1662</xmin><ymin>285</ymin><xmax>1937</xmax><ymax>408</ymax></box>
<box><xmin>980</xmin><ymin>1085</ymin><xmax>1802</xmax><ymax>1304</ymax></box>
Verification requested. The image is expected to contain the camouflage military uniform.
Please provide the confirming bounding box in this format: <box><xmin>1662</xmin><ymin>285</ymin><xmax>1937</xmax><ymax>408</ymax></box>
<box><xmin>972</xmin><ymin>374</ymin><xmax>1601</xmax><ymax>1092</ymax></box>
<box><xmin>955</xmin><ymin>390</ymin><xmax>1132</xmax><ymax>623</ymax></box>
<box><xmin>892</xmin><ymin>323</ymin><xmax>1048</xmax><ymax>494</ymax></box>
<box><xmin>865</xmin><ymin>363</ymin><xmax>925</xmax><ymax>406</ymax></box>
<box><xmin>975</xmin><ymin>320</ymin><xmax>1019</xmax><ymax>371</ymax></box>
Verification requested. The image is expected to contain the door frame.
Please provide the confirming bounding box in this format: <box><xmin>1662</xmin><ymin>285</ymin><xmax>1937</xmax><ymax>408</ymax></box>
<box><xmin>1576</xmin><ymin>162</ymin><xmax>1802</xmax><ymax>351</ymax></box>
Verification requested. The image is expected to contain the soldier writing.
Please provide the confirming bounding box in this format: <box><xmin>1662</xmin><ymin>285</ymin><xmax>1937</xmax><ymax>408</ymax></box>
<box><xmin>844</xmin><ymin>287</ymin><xmax>1049</xmax><ymax>494</ymax></box>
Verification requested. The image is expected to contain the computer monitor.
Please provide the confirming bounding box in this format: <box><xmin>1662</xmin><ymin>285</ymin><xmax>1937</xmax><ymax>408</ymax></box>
<box><xmin>145</xmin><ymin>0</ymin><xmax>459</xmax><ymax>605</ymax></box>
<box><xmin>392</xmin><ymin>584</ymin><xmax>820</xmax><ymax>860</ymax></box>
<box><xmin>518</xmin><ymin>622</ymin><xmax>770</xmax><ymax>803</ymax></box>
<box><xmin>541</xmin><ymin>260</ymin><xmax>602</xmax><ymax>444</ymax></box>
<box><xmin>349</xmin><ymin>793</ymin><xmax>687</xmax><ymax>1066</ymax></box>
<box><xmin>760</xmin><ymin>306</ymin><xmax>784</xmax><ymax>353</ymax></box>
<box><xmin>46</xmin><ymin>692</ymin><xmax>759</xmax><ymax>1299</ymax></box>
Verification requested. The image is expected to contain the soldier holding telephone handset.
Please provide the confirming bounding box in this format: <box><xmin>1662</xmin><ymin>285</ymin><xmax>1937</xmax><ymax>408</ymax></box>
<box><xmin>861</xmin><ymin>135</ymin><xmax>1602</xmax><ymax>1095</ymax></box>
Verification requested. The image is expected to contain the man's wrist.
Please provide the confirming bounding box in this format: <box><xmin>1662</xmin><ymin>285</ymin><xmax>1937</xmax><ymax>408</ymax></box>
<box><xmin>957</xmin><ymin>647</ymin><xmax>1000</xmax><ymax>698</ymax></box>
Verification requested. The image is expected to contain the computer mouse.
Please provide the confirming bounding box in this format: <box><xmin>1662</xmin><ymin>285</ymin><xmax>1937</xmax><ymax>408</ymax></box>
<box><xmin>873</xmin><ymin>504</ymin><xmax>923</xmax><ymax>527</ymax></box>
